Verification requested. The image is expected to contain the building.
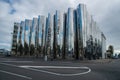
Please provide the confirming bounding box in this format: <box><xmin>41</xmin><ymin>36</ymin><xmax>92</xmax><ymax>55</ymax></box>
<box><xmin>101</xmin><ymin>32</ymin><xmax>106</xmax><ymax>59</ymax></box>
<box><xmin>11</xmin><ymin>3</ymin><xmax>106</xmax><ymax>60</ymax></box>
<box><xmin>66</xmin><ymin>8</ymin><xmax>76</xmax><ymax>58</ymax></box>
<box><xmin>38</xmin><ymin>15</ymin><xmax>46</xmax><ymax>56</ymax></box>
<box><xmin>29</xmin><ymin>18</ymin><xmax>38</xmax><ymax>55</ymax></box>
<box><xmin>11</xmin><ymin>22</ymin><xmax>19</xmax><ymax>54</ymax></box>
<box><xmin>24</xmin><ymin>19</ymin><xmax>32</xmax><ymax>46</ymax></box>
<box><xmin>20</xmin><ymin>21</ymin><xmax>25</xmax><ymax>48</ymax></box>
<box><xmin>45</xmin><ymin>13</ymin><xmax>54</xmax><ymax>57</ymax></box>
<box><xmin>24</xmin><ymin>19</ymin><xmax>32</xmax><ymax>55</ymax></box>
<box><xmin>54</xmin><ymin>10</ymin><xmax>64</xmax><ymax>58</ymax></box>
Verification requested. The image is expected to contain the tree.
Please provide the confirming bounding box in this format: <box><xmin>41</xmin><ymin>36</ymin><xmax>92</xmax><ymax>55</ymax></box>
<box><xmin>24</xmin><ymin>42</ymin><xmax>29</xmax><ymax>55</ymax></box>
<box><xmin>57</xmin><ymin>45</ymin><xmax>60</xmax><ymax>57</ymax></box>
<box><xmin>106</xmin><ymin>45</ymin><xmax>114</xmax><ymax>58</ymax></box>
<box><xmin>30</xmin><ymin>44</ymin><xmax>34</xmax><ymax>55</ymax></box>
<box><xmin>15</xmin><ymin>44</ymin><xmax>17</xmax><ymax>55</ymax></box>
<box><xmin>106</xmin><ymin>50</ymin><xmax>111</xmax><ymax>58</ymax></box>
<box><xmin>108</xmin><ymin>45</ymin><xmax>114</xmax><ymax>58</ymax></box>
<box><xmin>118</xmin><ymin>53</ymin><xmax>120</xmax><ymax>58</ymax></box>
<box><xmin>18</xmin><ymin>43</ymin><xmax>23</xmax><ymax>56</ymax></box>
<box><xmin>62</xmin><ymin>46</ymin><xmax>65</xmax><ymax>59</ymax></box>
<box><xmin>38</xmin><ymin>45</ymin><xmax>41</xmax><ymax>55</ymax></box>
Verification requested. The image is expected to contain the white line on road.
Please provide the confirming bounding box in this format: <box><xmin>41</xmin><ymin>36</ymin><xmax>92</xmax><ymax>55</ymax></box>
<box><xmin>20</xmin><ymin>65</ymin><xmax>89</xmax><ymax>69</ymax></box>
<box><xmin>0</xmin><ymin>62</ymin><xmax>91</xmax><ymax>76</ymax></box>
<box><xmin>0</xmin><ymin>70</ymin><xmax>32</xmax><ymax>79</ymax></box>
<box><xmin>0</xmin><ymin>58</ymin><xmax>16</xmax><ymax>61</ymax></box>
<box><xmin>19</xmin><ymin>66</ymin><xmax>91</xmax><ymax>76</ymax></box>
<box><xmin>2</xmin><ymin>61</ymin><xmax>33</xmax><ymax>63</ymax></box>
<box><xmin>0</xmin><ymin>63</ymin><xmax>32</xmax><ymax>79</ymax></box>
<box><xmin>0</xmin><ymin>62</ymin><xmax>19</xmax><ymax>67</ymax></box>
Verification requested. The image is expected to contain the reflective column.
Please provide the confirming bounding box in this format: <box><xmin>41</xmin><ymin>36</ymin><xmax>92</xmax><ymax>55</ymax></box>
<box><xmin>20</xmin><ymin>21</ymin><xmax>25</xmax><ymax>48</ymax></box>
<box><xmin>45</xmin><ymin>13</ymin><xmax>54</xmax><ymax>57</ymax></box>
<box><xmin>24</xmin><ymin>19</ymin><xmax>32</xmax><ymax>55</ymax></box>
<box><xmin>76</xmin><ymin>4</ymin><xmax>84</xmax><ymax>59</ymax></box>
<box><xmin>38</xmin><ymin>15</ymin><xmax>46</xmax><ymax>56</ymax></box>
<box><xmin>30</xmin><ymin>18</ymin><xmax>38</xmax><ymax>55</ymax></box>
<box><xmin>19</xmin><ymin>21</ymin><xmax>25</xmax><ymax>55</ymax></box>
<box><xmin>66</xmin><ymin>8</ymin><xmax>76</xmax><ymax>58</ymax></box>
<box><xmin>54</xmin><ymin>10</ymin><xmax>64</xmax><ymax>58</ymax></box>
<box><xmin>16</xmin><ymin>23</ymin><xmax>20</xmax><ymax>55</ymax></box>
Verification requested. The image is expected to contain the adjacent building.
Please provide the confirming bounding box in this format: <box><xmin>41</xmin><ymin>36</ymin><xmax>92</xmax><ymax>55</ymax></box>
<box><xmin>11</xmin><ymin>22</ymin><xmax>19</xmax><ymax>54</ymax></box>
<box><xmin>101</xmin><ymin>33</ymin><xmax>106</xmax><ymax>59</ymax></box>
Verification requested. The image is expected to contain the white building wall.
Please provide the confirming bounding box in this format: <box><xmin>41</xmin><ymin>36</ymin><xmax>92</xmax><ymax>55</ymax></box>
<box><xmin>101</xmin><ymin>33</ymin><xmax>106</xmax><ymax>59</ymax></box>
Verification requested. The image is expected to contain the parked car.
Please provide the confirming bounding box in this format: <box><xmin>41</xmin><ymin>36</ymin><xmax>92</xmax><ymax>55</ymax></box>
<box><xmin>5</xmin><ymin>51</ymin><xmax>11</xmax><ymax>57</ymax></box>
<box><xmin>0</xmin><ymin>49</ymin><xmax>11</xmax><ymax>57</ymax></box>
<box><xmin>0</xmin><ymin>49</ymin><xmax>5</xmax><ymax>54</ymax></box>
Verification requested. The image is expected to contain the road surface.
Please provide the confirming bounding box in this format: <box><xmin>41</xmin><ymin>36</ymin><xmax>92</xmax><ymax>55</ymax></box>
<box><xmin>0</xmin><ymin>56</ymin><xmax>120</xmax><ymax>80</ymax></box>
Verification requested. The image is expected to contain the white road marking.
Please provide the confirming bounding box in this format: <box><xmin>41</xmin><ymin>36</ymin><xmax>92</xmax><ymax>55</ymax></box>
<box><xmin>0</xmin><ymin>63</ymin><xmax>32</xmax><ymax>79</ymax></box>
<box><xmin>19</xmin><ymin>65</ymin><xmax>91</xmax><ymax>76</ymax></box>
<box><xmin>2</xmin><ymin>61</ymin><xmax>33</xmax><ymax>63</ymax></box>
<box><xmin>0</xmin><ymin>70</ymin><xmax>32</xmax><ymax>79</ymax></box>
<box><xmin>0</xmin><ymin>62</ymin><xmax>91</xmax><ymax>76</ymax></box>
<box><xmin>0</xmin><ymin>62</ymin><xmax>19</xmax><ymax>67</ymax></box>
<box><xmin>20</xmin><ymin>65</ymin><xmax>89</xmax><ymax>69</ymax></box>
<box><xmin>0</xmin><ymin>58</ymin><xmax>16</xmax><ymax>61</ymax></box>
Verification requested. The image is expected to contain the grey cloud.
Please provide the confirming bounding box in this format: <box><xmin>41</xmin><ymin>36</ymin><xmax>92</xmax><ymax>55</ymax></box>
<box><xmin>0</xmin><ymin>0</ymin><xmax>120</xmax><ymax>53</ymax></box>
<box><xmin>75</xmin><ymin>0</ymin><xmax>120</xmax><ymax>52</ymax></box>
<box><xmin>98</xmin><ymin>1</ymin><xmax>120</xmax><ymax>51</ymax></box>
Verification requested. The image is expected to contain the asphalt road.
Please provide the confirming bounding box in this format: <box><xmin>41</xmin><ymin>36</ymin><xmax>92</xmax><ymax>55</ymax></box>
<box><xmin>0</xmin><ymin>56</ymin><xmax>120</xmax><ymax>80</ymax></box>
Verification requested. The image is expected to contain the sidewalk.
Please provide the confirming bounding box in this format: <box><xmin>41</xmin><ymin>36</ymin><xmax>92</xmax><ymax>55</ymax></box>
<box><xmin>0</xmin><ymin>55</ymin><xmax>114</xmax><ymax>64</ymax></box>
<box><xmin>84</xmin><ymin>59</ymin><xmax>112</xmax><ymax>64</ymax></box>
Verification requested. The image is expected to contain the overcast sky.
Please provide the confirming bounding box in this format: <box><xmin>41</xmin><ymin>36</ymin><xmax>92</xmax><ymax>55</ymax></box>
<box><xmin>0</xmin><ymin>0</ymin><xmax>120</xmax><ymax>53</ymax></box>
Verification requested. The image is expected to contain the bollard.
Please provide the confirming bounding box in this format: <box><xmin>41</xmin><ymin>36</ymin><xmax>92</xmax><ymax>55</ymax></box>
<box><xmin>44</xmin><ymin>55</ymin><xmax>47</xmax><ymax>61</ymax></box>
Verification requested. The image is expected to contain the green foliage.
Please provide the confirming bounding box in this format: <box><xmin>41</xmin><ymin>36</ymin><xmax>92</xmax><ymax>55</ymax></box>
<box><xmin>106</xmin><ymin>45</ymin><xmax>114</xmax><ymax>58</ymax></box>
<box><xmin>15</xmin><ymin>44</ymin><xmax>17</xmax><ymax>55</ymax></box>
<box><xmin>38</xmin><ymin>45</ymin><xmax>41</xmax><ymax>53</ymax></box>
<box><xmin>24</xmin><ymin>42</ymin><xmax>29</xmax><ymax>55</ymax></box>
<box><xmin>30</xmin><ymin>44</ymin><xmax>34</xmax><ymax>55</ymax></box>
<box><xmin>108</xmin><ymin>45</ymin><xmax>114</xmax><ymax>54</ymax></box>
<box><xmin>18</xmin><ymin>43</ymin><xmax>23</xmax><ymax>56</ymax></box>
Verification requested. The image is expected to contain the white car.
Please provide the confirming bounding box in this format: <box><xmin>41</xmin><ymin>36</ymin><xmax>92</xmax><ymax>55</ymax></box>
<box><xmin>0</xmin><ymin>49</ymin><xmax>11</xmax><ymax>56</ymax></box>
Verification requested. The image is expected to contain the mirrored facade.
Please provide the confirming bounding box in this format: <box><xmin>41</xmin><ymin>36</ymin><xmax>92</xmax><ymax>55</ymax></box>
<box><xmin>24</xmin><ymin>19</ymin><xmax>32</xmax><ymax>46</ymax></box>
<box><xmin>20</xmin><ymin>21</ymin><xmax>25</xmax><ymax>47</ymax></box>
<box><xmin>12</xmin><ymin>3</ymin><xmax>106</xmax><ymax>59</ymax></box>
<box><xmin>11</xmin><ymin>23</ymin><xmax>19</xmax><ymax>53</ymax></box>
<box><xmin>16</xmin><ymin>23</ymin><xmax>20</xmax><ymax>46</ymax></box>
<box><xmin>54</xmin><ymin>10</ymin><xmax>64</xmax><ymax>57</ymax></box>
<box><xmin>38</xmin><ymin>16</ymin><xmax>46</xmax><ymax>55</ymax></box>
<box><xmin>31</xmin><ymin>18</ymin><xmax>38</xmax><ymax>46</ymax></box>
<box><xmin>66</xmin><ymin>8</ymin><xmax>76</xmax><ymax>57</ymax></box>
<box><xmin>45</xmin><ymin>13</ymin><xmax>54</xmax><ymax>56</ymax></box>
